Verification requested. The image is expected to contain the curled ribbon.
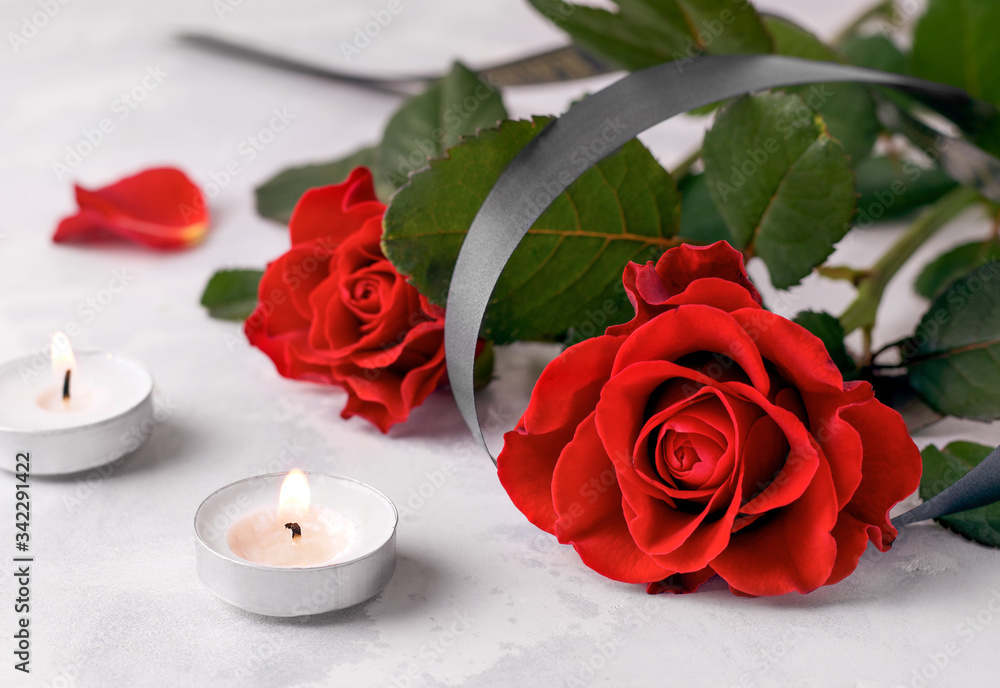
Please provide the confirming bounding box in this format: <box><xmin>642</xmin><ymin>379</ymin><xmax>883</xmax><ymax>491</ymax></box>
<box><xmin>443</xmin><ymin>54</ymin><xmax>1000</xmax><ymax>527</ymax></box>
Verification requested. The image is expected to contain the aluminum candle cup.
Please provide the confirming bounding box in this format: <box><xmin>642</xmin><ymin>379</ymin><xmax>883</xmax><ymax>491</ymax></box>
<box><xmin>0</xmin><ymin>351</ymin><xmax>155</xmax><ymax>475</ymax></box>
<box><xmin>194</xmin><ymin>472</ymin><xmax>398</xmax><ymax>617</ymax></box>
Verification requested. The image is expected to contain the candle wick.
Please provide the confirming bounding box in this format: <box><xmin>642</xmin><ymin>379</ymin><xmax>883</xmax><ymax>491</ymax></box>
<box><xmin>284</xmin><ymin>522</ymin><xmax>301</xmax><ymax>540</ymax></box>
<box><xmin>62</xmin><ymin>369</ymin><xmax>71</xmax><ymax>401</ymax></box>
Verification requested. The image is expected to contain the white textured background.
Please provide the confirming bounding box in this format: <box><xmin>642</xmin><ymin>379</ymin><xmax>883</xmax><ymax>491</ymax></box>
<box><xmin>2</xmin><ymin>0</ymin><xmax>999</xmax><ymax>686</ymax></box>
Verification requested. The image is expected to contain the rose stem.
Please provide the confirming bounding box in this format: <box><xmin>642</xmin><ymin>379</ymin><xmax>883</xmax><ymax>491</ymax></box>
<box><xmin>840</xmin><ymin>186</ymin><xmax>981</xmax><ymax>336</ymax></box>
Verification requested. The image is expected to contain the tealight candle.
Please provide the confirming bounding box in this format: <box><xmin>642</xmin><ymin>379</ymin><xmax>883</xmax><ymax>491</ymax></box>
<box><xmin>227</xmin><ymin>469</ymin><xmax>358</xmax><ymax>567</ymax></box>
<box><xmin>194</xmin><ymin>470</ymin><xmax>397</xmax><ymax>617</ymax></box>
<box><xmin>0</xmin><ymin>333</ymin><xmax>154</xmax><ymax>475</ymax></box>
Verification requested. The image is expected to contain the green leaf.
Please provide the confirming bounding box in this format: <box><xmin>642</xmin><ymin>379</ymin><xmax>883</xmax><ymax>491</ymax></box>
<box><xmin>841</xmin><ymin>34</ymin><xmax>908</xmax><ymax>75</ymax></box>
<box><xmin>527</xmin><ymin>0</ymin><xmax>772</xmax><ymax>72</ymax></box>
<box><xmin>915</xmin><ymin>240</ymin><xmax>1000</xmax><ymax>300</ymax></box>
<box><xmin>678</xmin><ymin>173</ymin><xmax>732</xmax><ymax>245</ymax></box>
<box><xmin>793</xmin><ymin>311</ymin><xmax>858</xmax><ymax>379</ymax></box>
<box><xmin>200</xmin><ymin>269</ymin><xmax>263</xmax><ymax>321</ymax></box>
<box><xmin>855</xmin><ymin>157</ymin><xmax>958</xmax><ymax>226</ymax></box>
<box><xmin>378</xmin><ymin>62</ymin><xmax>507</xmax><ymax>188</ymax></box>
<box><xmin>382</xmin><ymin>117</ymin><xmax>682</xmax><ymax>344</ymax></box>
<box><xmin>702</xmin><ymin>92</ymin><xmax>857</xmax><ymax>289</ymax></box>
<box><xmin>255</xmin><ymin>147</ymin><xmax>386</xmax><ymax>225</ymax></box>
<box><xmin>912</xmin><ymin>0</ymin><xmax>1000</xmax><ymax>105</ymax></box>
<box><xmin>763</xmin><ymin>15</ymin><xmax>879</xmax><ymax>161</ymax></box>
<box><xmin>911</xmin><ymin>0</ymin><xmax>1000</xmax><ymax>157</ymax></box>
<box><xmin>920</xmin><ymin>442</ymin><xmax>1000</xmax><ymax>547</ymax></box>
<box><xmin>905</xmin><ymin>261</ymin><xmax>1000</xmax><ymax>420</ymax></box>
<box><xmin>254</xmin><ymin>62</ymin><xmax>507</xmax><ymax>224</ymax></box>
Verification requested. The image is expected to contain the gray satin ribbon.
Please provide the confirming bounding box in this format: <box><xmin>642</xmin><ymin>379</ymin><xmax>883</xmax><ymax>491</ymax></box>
<box><xmin>443</xmin><ymin>54</ymin><xmax>1000</xmax><ymax>526</ymax></box>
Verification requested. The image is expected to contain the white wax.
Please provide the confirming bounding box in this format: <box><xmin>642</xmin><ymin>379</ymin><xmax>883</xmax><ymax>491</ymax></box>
<box><xmin>0</xmin><ymin>352</ymin><xmax>151</xmax><ymax>431</ymax></box>
<box><xmin>228</xmin><ymin>505</ymin><xmax>359</xmax><ymax>567</ymax></box>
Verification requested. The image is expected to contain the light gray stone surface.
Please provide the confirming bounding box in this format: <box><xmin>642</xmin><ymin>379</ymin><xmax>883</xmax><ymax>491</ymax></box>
<box><xmin>1</xmin><ymin>0</ymin><xmax>998</xmax><ymax>685</ymax></box>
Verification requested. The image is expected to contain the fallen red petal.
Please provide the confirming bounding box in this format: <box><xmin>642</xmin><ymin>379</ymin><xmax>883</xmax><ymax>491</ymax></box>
<box><xmin>53</xmin><ymin>167</ymin><xmax>209</xmax><ymax>250</ymax></box>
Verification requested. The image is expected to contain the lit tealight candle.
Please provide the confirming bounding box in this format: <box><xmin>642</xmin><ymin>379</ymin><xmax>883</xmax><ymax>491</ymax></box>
<box><xmin>33</xmin><ymin>332</ymin><xmax>113</xmax><ymax>416</ymax></box>
<box><xmin>227</xmin><ymin>469</ymin><xmax>359</xmax><ymax>567</ymax></box>
<box><xmin>195</xmin><ymin>471</ymin><xmax>397</xmax><ymax>617</ymax></box>
<box><xmin>0</xmin><ymin>333</ymin><xmax>154</xmax><ymax>475</ymax></box>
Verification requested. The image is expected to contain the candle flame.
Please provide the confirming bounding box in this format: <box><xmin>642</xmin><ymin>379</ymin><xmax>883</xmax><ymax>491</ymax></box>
<box><xmin>50</xmin><ymin>331</ymin><xmax>76</xmax><ymax>384</ymax></box>
<box><xmin>278</xmin><ymin>469</ymin><xmax>310</xmax><ymax>520</ymax></box>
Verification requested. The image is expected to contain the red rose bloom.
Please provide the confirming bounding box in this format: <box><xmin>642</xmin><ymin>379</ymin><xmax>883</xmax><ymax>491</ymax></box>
<box><xmin>497</xmin><ymin>242</ymin><xmax>921</xmax><ymax>596</ymax></box>
<box><xmin>245</xmin><ymin>167</ymin><xmax>447</xmax><ymax>432</ymax></box>
<box><xmin>53</xmin><ymin>167</ymin><xmax>209</xmax><ymax>250</ymax></box>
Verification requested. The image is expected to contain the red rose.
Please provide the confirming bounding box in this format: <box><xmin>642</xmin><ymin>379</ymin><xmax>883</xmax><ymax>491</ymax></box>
<box><xmin>497</xmin><ymin>242</ymin><xmax>921</xmax><ymax>596</ymax></box>
<box><xmin>245</xmin><ymin>167</ymin><xmax>447</xmax><ymax>432</ymax></box>
<box><xmin>53</xmin><ymin>167</ymin><xmax>209</xmax><ymax>250</ymax></box>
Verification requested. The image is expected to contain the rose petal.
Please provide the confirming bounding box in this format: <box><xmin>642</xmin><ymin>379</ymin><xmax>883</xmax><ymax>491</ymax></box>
<box><xmin>710</xmin><ymin>458</ymin><xmax>839</xmax><ymax>595</ymax></box>
<box><xmin>53</xmin><ymin>167</ymin><xmax>209</xmax><ymax>249</ymax></box>
<box><xmin>599</xmin><ymin>361</ymin><xmax>746</xmax><ymax>503</ymax></box>
<box><xmin>837</xmin><ymin>399</ymin><xmax>922</xmax><ymax>552</ymax></box>
<box><xmin>608</xmin><ymin>272</ymin><xmax>763</xmax><ymax>337</ymax></box>
<box><xmin>824</xmin><ymin>513</ymin><xmax>876</xmax><ymax>587</ymax></box>
<box><xmin>718</xmin><ymin>381</ymin><xmax>820</xmax><ymax>515</ymax></box>
<box><xmin>498</xmin><ymin>335</ymin><xmax>623</xmax><ymax>533</ymax></box>
<box><xmin>335</xmin><ymin>320</ymin><xmax>446</xmax><ymax>432</ymax></box>
<box><xmin>243</xmin><ymin>317</ymin><xmax>335</xmax><ymax>384</ymax></box>
<box><xmin>552</xmin><ymin>414</ymin><xmax>674</xmax><ymax>583</ymax></box>
<box><xmin>594</xmin><ymin>363</ymin><xmax>747</xmax><ymax>570</ymax></box>
<box><xmin>654</xmin><ymin>242</ymin><xmax>761</xmax><ymax>306</ymax></box>
<box><xmin>288</xmin><ymin>168</ymin><xmax>385</xmax><ymax>247</ymax></box>
<box><xmin>272</xmin><ymin>243</ymin><xmax>335</xmax><ymax>324</ymax></box>
<box><xmin>625</xmin><ymin>473</ymin><xmax>743</xmax><ymax>572</ymax></box>
<box><xmin>729</xmin><ymin>308</ymin><xmax>845</xmax><ymax>397</ymax></box>
<box><xmin>611</xmin><ymin>306</ymin><xmax>772</xmax><ymax>395</ymax></box>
